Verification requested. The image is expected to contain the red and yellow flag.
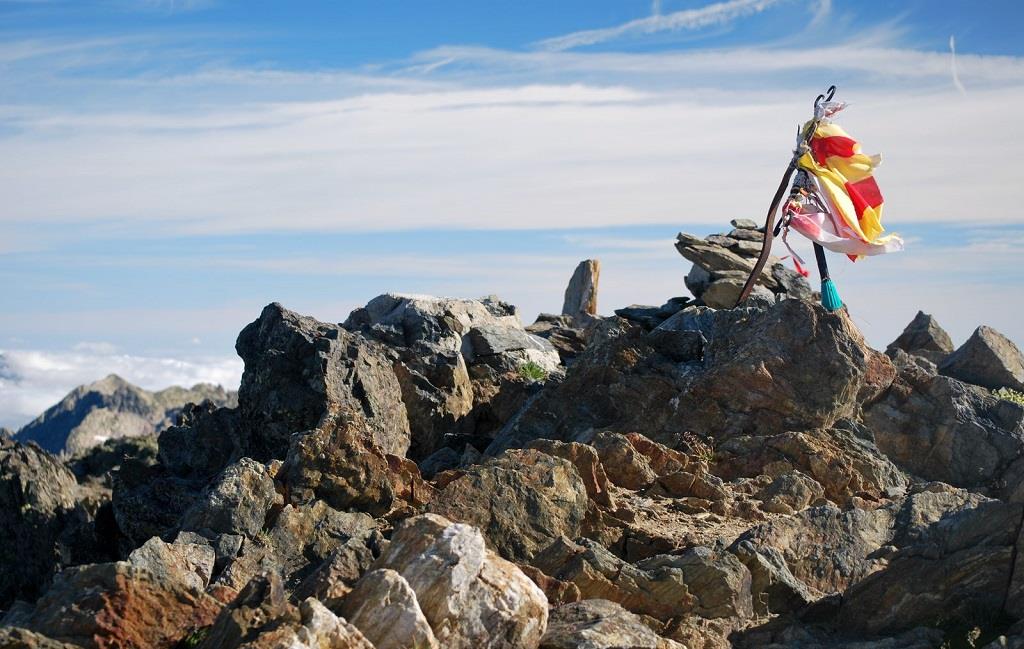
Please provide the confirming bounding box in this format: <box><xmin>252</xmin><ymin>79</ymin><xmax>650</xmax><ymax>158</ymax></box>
<box><xmin>796</xmin><ymin>121</ymin><xmax>898</xmax><ymax>256</ymax></box>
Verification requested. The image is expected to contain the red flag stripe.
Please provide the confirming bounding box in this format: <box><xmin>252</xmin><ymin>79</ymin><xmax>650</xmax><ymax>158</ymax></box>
<box><xmin>845</xmin><ymin>176</ymin><xmax>883</xmax><ymax>218</ymax></box>
<box><xmin>810</xmin><ymin>135</ymin><xmax>858</xmax><ymax>166</ymax></box>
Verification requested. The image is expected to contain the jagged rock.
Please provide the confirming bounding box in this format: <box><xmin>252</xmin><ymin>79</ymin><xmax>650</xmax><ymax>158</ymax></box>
<box><xmin>198</xmin><ymin>571</ymin><xmax>297</xmax><ymax>648</ymax></box>
<box><xmin>729</xmin><ymin>227</ymin><xmax>763</xmax><ymax>241</ymax></box>
<box><xmin>734</xmin><ymin>504</ymin><xmax>896</xmax><ymax>596</ymax></box>
<box><xmin>713</xmin><ymin>427</ymin><xmax>907</xmax><ymax>505</ymax></box>
<box><xmin>527</xmin><ymin>314</ymin><xmax>589</xmax><ymax>363</ymax></box>
<box><xmin>14</xmin><ymin>373</ymin><xmax>236</xmax><ymax>455</ymax></box>
<box><xmin>770</xmin><ymin>262</ymin><xmax>814</xmax><ymax>301</ymax></box>
<box><xmin>702</xmin><ymin>278</ymin><xmax>770</xmax><ymax>309</ymax></box>
<box><xmin>494</xmin><ymin>300</ymin><xmax>894</xmax><ymax>451</ymax></box>
<box><xmin>730</xmin><ymin>540</ymin><xmax>813</xmax><ymax>617</ymax></box>
<box><xmin>886</xmin><ymin>311</ymin><xmax>954</xmax><ymax>365</ymax></box>
<box><xmin>562</xmin><ymin>259</ymin><xmax>600</xmax><ymax>322</ymax></box>
<box><xmin>19</xmin><ymin>561</ymin><xmax>222</xmax><ymax>649</ymax></box>
<box><xmin>344</xmin><ymin>293</ymin><xmax>560</xmax><ymax>459</ymax></box>
<box><xmin>940</xmin><ymin>325</ymin><xmax>1024</xmax><ymax>391</ymax></box>
<box><xmin>528</xmin><ymin>439</ymin><xmax>615</xmax><ymax>507</ymax></box>
<box><xmin>0</xmin><ymin>627</ymin><xmax>79</xmax><ymax>649</ymax></box>
<box><xmin>756</xmin><ymin>470</ymin><xmax>825</xmax><ymax>514</ymax></box>
<box><xmin>675</xmin><ymin>234</ymin><xmax>778</xmax><ymax>290</ymax></box>
<box><xmin>372</xmin><ymin>513</ymin><xmax>548</xmax><ymax>649</ymax></box>
<box><xmin>686</xmin><ymin>264</ymin><xmax>713</xmax><ymax>298</ymax></box>
<box><xmin>236</xmin><ymin>302</ymin><xmax>410</xmax><ymax>460</ymax></box>
<box><xmin>281</xmin><ymin>413</ymin><xmax>395</xmax><ymax>517</ymax></box>
<box><xmin>429</xmin><ymin>448</ymin><xmax>589</xmax><ymax>562</ymax></box>
<box><xmin>731</xmin><ymin>218</ymin><xmax>759</xmax><ymax>230</ymax></box>
<box><xmin>652</xmin><ymin>470</ymin><xmax>729</xmax><ymax>502</ymax></box>
<box><xmin>838</xmin><ymin>497</ymin><xmax>1022</xmax><ymax>635</ymax></box>
<box><xmin>158</xmin><ymin>402</ymin><xmax>240</xmax><ymax>479</ymax></box>
<box><xmin>0</xmin><ymin>438</ymin><xmax>78</xmax><ymax>608</ymax></box>
<box><xmin>180</xmin><ymin>457</ymin><xmax>278</xmax><ymax>538</ymax></box>
<box><xmin>69</xmin><ymin>434</ymin><xmax>158</xmax><ymax>485</ymax></box>
<box><xmin>864</xmin><ymin>362</ymin><xmax>1024</xmax><ymax>489</ymax></box>
<box><xmin>540</xmin><ymin>599</ymin><xmax>684</xmax><ymax>649</ymax></box>
<box><xmin>532</xmin><ymin>537</ymin><xmax>751</xmax><ymax>622</ymax></box>
<box><xmin>128</xmin><ymin>536</ymin><xmax>216</xmax><ymax>592</ymax></box>
<box><xmin>216</xmin><ymin>501</ymin><xmax>379</xmax><ymax>592</ymax></box>
<box><xmin>339</xmin><ymin>569</ymin><xmax>439</xmax><ymax>649</ymax></box>
<box><xmin>519</xmin><ymin>565</ymin><xmax>582</xmax><ymax>606</ymax></box>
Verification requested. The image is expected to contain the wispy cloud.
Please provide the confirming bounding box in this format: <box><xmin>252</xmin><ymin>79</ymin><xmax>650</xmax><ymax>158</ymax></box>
<box><xmin>535</xmin><ymin>0</ymin><xmax>788</xmax><ymax>51</ymax></box>
<box><xmin>949</xmin><ymin>35</ymin><xmax>967</xmax><ymax>95</ymax></box>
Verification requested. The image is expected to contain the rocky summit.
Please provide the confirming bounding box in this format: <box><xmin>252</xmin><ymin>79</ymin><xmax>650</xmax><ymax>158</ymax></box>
<box><xmin>3</xmin><ymin>252</ymin><xmax>1024</xmax><ymax>648</ymax></box>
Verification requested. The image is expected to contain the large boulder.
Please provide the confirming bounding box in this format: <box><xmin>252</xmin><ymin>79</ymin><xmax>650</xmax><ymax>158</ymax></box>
<box><xmin>0</xmin><ymin>438</ymin><xmax>79</xmax><ymax>608</ymax></box>
<box><xmin>886</xmin><ymin>311</ymin><xmax>954</xmax><ymax>365</ymax></box>
<box><xmin>345</xmin><ymin>293</ymin><xmax>560</xmax><ymax>458</ymax></box>
<box><xmin>372</xmin><ymin>513</ymin><xmax>549</xmax><ymax>649</ymax></box>
<box><xmin>561</xmin><ymin>259</ymin><xmax>600</xmax><ymax>323</ymax></box>
<box><xmin>864</xmin><ymin>362</ymin><xmax>1024</xmax><ymax>489</ymax></box>
<box><xmin>939</xmin><ymin>325</ymin><xmax>1024</xmax><ymax>391</ymax></box>
<box><xmin>339</xmin><ymin>569</ymin><xmax>438</xmax><ymax>649</ymax></box>
<box><xmin>429</xmin><ymin>448</ymin><xmax>589</xmax><ymax>562</ymax></box>
<box><xmin>838</xmin><ymin>496</ymin><xmax>1022</xmax><ymax>636</ymax></box>
<box><xmin>540</xmin><ymin>599</ymin><xmax>684</xmax><ymax>649</ymax></box>
<box><xmin>179</xmin><ymin>457</ymin><xmax>278</xmax><ymax>538</ymax></box>
<box><xmin>493</xmin><ymin>300</ymin><xmax>894</xmax><ymax>450</ymax></box>
<box><xmin>16</xmin><ymin>561</ymin><xmax>222</xmax><ymax>649</ymax></box>
<box><xmin>235</xmin><ymin>302</ymin><xmax>410</xmax><ymax>460</ymax></box>
<box><xmin>532</xmin><ymin>537</ymin><xmax>752</xmax><ymax>622</ymax></box>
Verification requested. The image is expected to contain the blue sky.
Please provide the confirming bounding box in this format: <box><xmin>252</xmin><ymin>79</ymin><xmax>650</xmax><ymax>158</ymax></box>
<box><xmin>2</xmin><ymin>0</ymin><xmax>1024</xmax><ymax>426</ymax></box>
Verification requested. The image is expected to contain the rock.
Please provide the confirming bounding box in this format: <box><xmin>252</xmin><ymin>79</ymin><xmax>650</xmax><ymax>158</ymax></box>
<box><xmin>339</xmin><ymin>569</ymin><xmax>438</xmax><ymax>649</ymax></box>
<box><xmin>770</xmin><ymin>262</ymin><xmax>814</xmax><ymax>301</ymax></box>
<box><xmin>19</xmin><ymin>561</ymin><xmax>222</xmax><ymax>649</ymax></box>
<box><xmin>14</xmin><ymin>373</ymin><xmax>236</xmax><ymax>455</ymax></box>
<box><xmin>733</xmin><ymin>504</ymin><xmax>896</xmax><ymax>596</ymax></box>
<box><xmin>373</xmin><ymin>513</ymin><xmax>549</xmax><ymax>649</ymax></box>
<box><xmin>528</xmin><ymin>439</ymin><xmax>615</xmax><ymax>507</ymax></box>
<box><xmin>674</xmin><ymin>238</ymin><xmax>778</xmax><ymax>290</ymax></box>
<box><xmin>562</xmin><ymin>259</ymin><xmax>600</xmax><ymax>322</ymax></box>
<box><xmin>864</xmin><ymin>363</ymin><xmax>1024</xmax><ymax>490</ymax></box>
<box><xmin>838</xmin><ymin>497</ymin><xmax>1022</xmax><ymax>635</ymax></box>
<box><xmin>69</xmin><ymin>434</ymin><xmax>158</xmax><ymax>486</ymax></box>
<box><xmin>496</xmin><ymin>300</ymin><xmax>895</xmax><ymax>450</ymax></box>
<box><xmin>281</xmin><ymin>413</ymin><xmax>396</xmax><ymax>517</ymax></box>
<box><xmin>198</xmin><ymin>571</ymin><xmax>297</xmax><ymax>648</ymax></box>
<box><xmin>713</xmin><ymin>427</ymin><xmax>907</xmax><ymax>505</ymax></box>
<box><xmin>519</xmin><ymin>565</ymin><xmax>582</xmax><ymax>606</ymax></box>
<box><xmin>615</xmin><ymin>305</ymin><xmax>664</xmax><ymax>329</ymax></box>
<box><xmin>756</xmin><ymin>470</ymin><xmax>825</xmax><ymax>513</ymax></box>
<box><xmin>886</xmin><ymin>311</ymin><xmax>954</xmax><ymax>365</ymax></box>
<box><xmin>0</xmin><ymin>627</ymin><xmax>79</xmax><ymax>649</ymax></box>
<box><xmin>540</xmin><ymin>599</ymin><xmax>684</xmax><ymax>649</ymax></box>
<box><xmin>235</xmin><ymin>302</ymin><xmax>410</xmax><ymax>460</ymax></box>
<box><xmin>532</xmin><ymin>537</ymin><xmax>751</xmax><ymax>622</ymax></box>
<box><xmin>429</xmin><ymin>448</ymin><xmax>589</xmax><ymax>562</ymax></box>
<box><xmin>940</xmin><ymin>325</ymin><xmax>1024</xmax><ymax>391</ymax></box>
<box><xmin>158</xmin><ymin>402</ymin><xmax>240</xmax><ymax>479</ymax></box>
<box><xmin>686</xmin><ymin>264</ymin><xmax>712</xmax><ymax>298</ymax></box>
<box><xmin>731</xmin><ymin>218</ymin><xmax>759</xmax><ymax>230</ymax></box>
<box><xmin>0</xmin><ymin>438</ymin><xmax>78</xmax><ymax>608</ymax></box>
<box><xmin>701</xmin><ymin>278</ymin><xmax>747</xmax><ymax>309</ymax></box>
<box><xmin>180</xmin><ymin>457</ymin><xmax>278</xmax><ymax>538</ymax></box>
<box><xmin>526</xmin><ymin>315</ymin><xmax>589</xmax><ymax>364</ymax></box>
<box><xmin>729</xmin><ymin>239</ymin><xmax>763</xmax><ymax>256</ymax></box>
<box><xmin>128</xmin><ymin>536</ymin><xmax>216</xmax><ymax>592</ymax></box>
<box><xmin>729</xmin><ymin>540</ymin><xmax>813</xmax><ymax>616</ymax></box>
<box><xmin>729</xmin><ymin>227</ymin><xmax>764</xmax><ymax>241</ymax></box>
<box><xmin>344</xmin><ymin>294</ymin><xmax>560</xmax><ymax>458</ymax></box>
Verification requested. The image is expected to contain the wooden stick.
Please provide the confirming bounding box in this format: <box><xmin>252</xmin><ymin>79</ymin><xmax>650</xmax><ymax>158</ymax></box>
<box><xmin>735</xmin><ymin>159</ymin><xmax>797</xmax><ymax>306</ymax></box>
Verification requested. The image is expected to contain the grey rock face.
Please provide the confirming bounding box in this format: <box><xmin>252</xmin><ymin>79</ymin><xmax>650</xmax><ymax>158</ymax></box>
<box><xmin>236</xmin><ymin>302</ymin><xmax>411</xmax><ymax>461</ymax></box>
<box><xmin>940</xmin><ymin>325</ymin><xmax>1024</xmax><ymax>391</ymax></box>
<box><xmin>179</xmin><ymin>457</ymin><xmax>277</xmax><ymax>538</ymax></box>
<box><xmin>494</xmin><ymin>299</ymin><xmax>895</xmax><ymax>450</ymax></box>
<box><xmin>886</xmin><ymin>310</ymin><xmax>954</xmax><ymax>365</ymax></box>
<box><xmin>345</xmin><ymin>293</ymin><xmax>560</xmax><ymax>459</ymax></box>
<box><xmin>0</xmin><ymin>438</ymin><xmax>78</xmax><ymax>608</ymax></box>
<box><xmin>864</xmin><ymin>362</ymin><xmax>1024</xmax><ymax>489</ymax></box>
<box><xmin>372</xmin><ymin>513</ymin><xmax>549</xmax><ymax>649</ymax></box>
<box><xmin>14</xmin><ymin>373</ymin><xmax>236</xmax><ymax>455</ymax></box>
<box><xmin>540</xmin><ymin>599</ymin><xmax>683</xmax><ymax>649</ymax></box>
<box><xmin>562</xmin><ymin>259</ymin><xmax>600</xmax><ymax>322</ymax></box>
<box><xmin>731</xmin><ymin>218</ymin><xmax>759</xmax><ymax>230</ymax></box>
<box><xmin>429</xmin><ymin>448</ymin><xmax>589</xmax><ymax>562</ymax></box>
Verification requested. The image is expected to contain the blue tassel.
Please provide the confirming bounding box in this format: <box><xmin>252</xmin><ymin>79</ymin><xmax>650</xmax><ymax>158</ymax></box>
<box><xmin>820</xmin><ymin>278</ymin><xmax>843</xmax><ymax>311</ymax></box>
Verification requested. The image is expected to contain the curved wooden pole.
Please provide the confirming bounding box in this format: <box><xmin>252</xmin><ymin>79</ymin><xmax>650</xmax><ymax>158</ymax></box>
<box><xmin>735</xmin><ymin>160</ymin><xmax>797</xmax><ymax>306</ymax></box>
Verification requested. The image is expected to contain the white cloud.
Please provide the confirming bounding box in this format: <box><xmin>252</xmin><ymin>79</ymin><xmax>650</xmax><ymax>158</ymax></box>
<box><xmin>0</xmin><ymin>347</ymin><xmax>242</xmax><ymax>429</ymax></box>
<box><xmin>536</xmin><ymin>0</ymin><xmax>787</xmax><ymax>51</ymax></box>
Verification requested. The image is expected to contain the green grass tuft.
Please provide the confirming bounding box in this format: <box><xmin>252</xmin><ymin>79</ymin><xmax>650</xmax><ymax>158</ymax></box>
<box><xmin>518</xmin><ymin>360</ymin><xmax>549</xmax><ymax>383</ymax></box>
<box><xmin>995</xmin><ymin>387</ymin><xmax>1024</xmax><ymax>406</ymax></box>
